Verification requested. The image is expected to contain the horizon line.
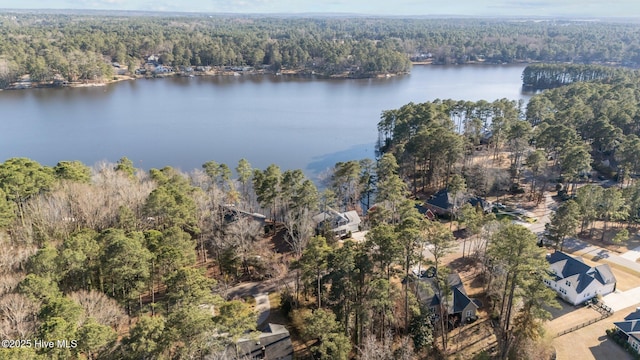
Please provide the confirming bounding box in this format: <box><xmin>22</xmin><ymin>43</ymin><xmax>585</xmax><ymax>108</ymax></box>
<box><xmin>0</xmin><ymin>8</ymin><xmax>639</xmax><ymax>20</ymax></box>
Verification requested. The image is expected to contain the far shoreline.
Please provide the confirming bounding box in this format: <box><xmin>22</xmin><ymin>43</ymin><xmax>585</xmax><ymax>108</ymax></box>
<box><xmin>2</xmin><ymin>61</ymin><xmax>534</xmax><ymax>91</ymax></box>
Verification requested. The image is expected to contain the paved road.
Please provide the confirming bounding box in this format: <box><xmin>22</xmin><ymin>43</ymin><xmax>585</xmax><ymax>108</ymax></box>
<box><xmin>227</xmin><ymin>271</ymin><xmax>297</xmax><ymax>300</ymax></box>
<box><xmin>562</xmin><ymin>237</ymin><xmax>640</xmax><ymax>274</ymax></box>
<box><xmin>226</xmin><ymin>273</ymin><xmax>296</xmax><ymax>330</ymax></box>
<box><xmin>504</xmin><ymin>193</ymin><xmax>556</xmax><ymax>236</ymax></box>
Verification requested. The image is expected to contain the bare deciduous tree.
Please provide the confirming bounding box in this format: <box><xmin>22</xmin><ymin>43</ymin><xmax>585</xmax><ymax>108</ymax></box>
<box><xmin>0</xmin><ymin>293</ymin><xmax>39</xmax><ymax>339</ymax></box>
<box><xmin>227</xmin><ymin>216</ymin><xmax>262</xmax><ymax>275</ymax></box>
<box><xmin>69</xmin><ymin>290</ymin><xmax>127</xmax><ymax>330</ymax></box>
<box><xmin>0</xmin><ymin>275</ymin><xmax>22</xmax><ymax>298</ymax></box>
<box><xmin>357</xmin><ymin>331</ymin><xmax>394</xmax><ymax>360</ymax></box>
<box><xmin>0</xmin><ymin>233</ymin><xmax>36</xmax><ymax>277</ymax></box>
<box><xmin>283</xmin><ymin>207</ymin><xmax>314</xmax><ymax>259</ymax></box>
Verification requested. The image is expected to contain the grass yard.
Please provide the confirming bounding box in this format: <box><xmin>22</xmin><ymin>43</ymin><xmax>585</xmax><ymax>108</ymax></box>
<box><xmin>552</xmin><ymin>304</ymin><xmax>638</xmax><ymax>360</ymax></box>
<box><xmin>545</xmin><ymin>301</ymin><xmax>603</xmax><ymax>336</ymax></box>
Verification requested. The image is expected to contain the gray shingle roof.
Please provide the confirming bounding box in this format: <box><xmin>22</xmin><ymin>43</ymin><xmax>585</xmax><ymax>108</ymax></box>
<box><xmin>625</xmin><ymin>309</ymin><xmax>640</xmax><ymax>321</ymax></box>
<box><xmin>452</xmin><ymin>286</ymin><xmax>473</xmax><ymax>313</ymax></box>
<box><xmin>236</xmin><ymin>323</ymin><xmax>293</xmax><ymax>360</ymax></box>
<box><xmin>548</xmin><ymin>251</ymin><xmax>616</xmax><ymax>295</ymax></box>
<box><xmin>428</xmin><ymin>273</ymin><xmax>477</xmax><ymax>314</ymax></box>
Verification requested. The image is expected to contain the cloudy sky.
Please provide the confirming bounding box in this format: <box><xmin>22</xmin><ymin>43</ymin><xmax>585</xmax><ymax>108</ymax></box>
<box><xmin>0</xmin><ymin>0</ymin><xmax>638</xmax><ymax>17</ymax></box>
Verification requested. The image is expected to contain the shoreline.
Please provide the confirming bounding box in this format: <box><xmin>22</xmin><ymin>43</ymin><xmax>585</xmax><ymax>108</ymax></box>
<box><xmin>3</xmin><ymin>61</ymin><xmax>531</xmax><ymax>91</ymax></box>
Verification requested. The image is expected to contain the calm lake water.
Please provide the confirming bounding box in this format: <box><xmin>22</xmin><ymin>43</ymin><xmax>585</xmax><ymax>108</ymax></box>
<box><xmin>0</xmin><ymin>64</ymin><xmax>531</xmax><ymax>177</ymax></box>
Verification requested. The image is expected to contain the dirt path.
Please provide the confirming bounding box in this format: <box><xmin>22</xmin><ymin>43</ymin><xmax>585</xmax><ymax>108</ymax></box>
<box><xmin>226</xmin><ymin>271</ymin><xmax>296</xmax><ymax>300</ymax></box>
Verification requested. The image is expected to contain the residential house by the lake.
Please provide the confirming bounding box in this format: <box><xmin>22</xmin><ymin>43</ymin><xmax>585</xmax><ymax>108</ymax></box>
<box><xmin>312</xmin><ymin>208</ymin><xmax>361</xmax><ymax>237</ymax></box>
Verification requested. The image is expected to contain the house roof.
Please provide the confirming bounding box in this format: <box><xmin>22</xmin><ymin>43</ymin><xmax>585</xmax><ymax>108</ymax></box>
<box><xmin>222</xmin><ymin>205</ymin><xmax>266</xmax><ymax>223</ymax></box>
<box><xmin>427</xmin><ymin>272</ymin><xmax>477</xmax><ymax>314</ymax></box>
<box><xmin>426</xmin><ymin>189</ymin><xmax>452</xmax><ymax>211</ymax></box>
<box><xmin>415</xmin><ymin>204</ymin><xmax>436</xmax><ymax>220</ymax></box>
<box><xmin>547</xmin><ymin>251</ymin><xmax>616</xmax><ymax>294</ymax></box>
<box><xmin>615</xmin><ymin>317</ymin><xmax>640</xmax><ymax>343</ymax></box>
<box><xmin>452</xmin><ymin>287</ymin><xmax>474</xmax><ymax>313</ymax></box>
<box><xmin>468</xmin><ymin>197</ymin><xmax>490</xmax><ymax>211</ymax></box>
<box><xmin>236</xmin><ymin>323</ymin><xmax>293</xmax><ymax>360</ymax></box>
<box><xmin>615</xmin><ymin>320</ymin><xmax>640</xmax><ymax>334</ymax></box>
<box><xmin>312</xmin><ymin>208</ymin><xmax>361</xmax><ymax>231</ymax></box>
<box><xmin>426</xmin><ymin>189</ymin><xmax>489</xmax><ymax>213</ymax></box>
<box><xmin>625</xmin><ymin>309</ymin><xmax>640</xmax><ymax>321</ymax></box>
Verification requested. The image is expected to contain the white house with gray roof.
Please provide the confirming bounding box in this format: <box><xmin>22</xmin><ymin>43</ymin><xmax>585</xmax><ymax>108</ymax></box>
<box><xmin>312</xmin><ymin>208</ymin><xmax>361</xmax><ymax>237</ymax></box>
<box><xmin>544</xmin><ymin>251</ymin><xmax>616</xmax><ymax>305</ymax></box>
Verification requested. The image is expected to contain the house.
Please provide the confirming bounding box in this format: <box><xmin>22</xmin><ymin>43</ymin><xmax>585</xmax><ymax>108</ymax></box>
<box><xmin>312</xmin><ymin>208</ymin><xmax>361</xmax><ymax>236</ymax></box>
<box><xmin>544</xmin><ymin>251</ymin><xmax>616</xmax><ymax>305</ymax></box>
<box><xmin>154</xmin><ymin>65</ymin><xmax>172</xmax><ymax>74</ymax></box>
<box><xmin>147</xmin><ymin>55</ymin><xmax>160</xmax><ymax>64</ymax></box>
<box><xmin>221</xmin><ymin>205</ymin><xmax>267</xmax><ymax>227</ymax></box>
<box><xmin>235</xmin><ymin>323</ymin><xmax>293</xmax><ymax>360</ymax></box>
<box><xmin>425</xmin><ymin>189</ymin><xmax>491</xmax><ymax>216</ymax></box>
<box><xmin>613</xmin><ymin>308</ymin><xmax>640</xmax><ymax>355</ymax></box>
<box><xmin>414</xmin><ymin>204</ymin><xmax>436</xmax><ymax>221</ymax></box>
<box><xmin>415</xmin><ymin>272</ymin><xmax>479</xmax><ymax>327</ymax></box>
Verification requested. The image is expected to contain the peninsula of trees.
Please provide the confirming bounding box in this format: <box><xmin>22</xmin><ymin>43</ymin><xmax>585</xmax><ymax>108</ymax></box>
<box><xmin>2</xmin><ymin>13</ymin><xmax>640</xmax><ymax>87</ymax></box>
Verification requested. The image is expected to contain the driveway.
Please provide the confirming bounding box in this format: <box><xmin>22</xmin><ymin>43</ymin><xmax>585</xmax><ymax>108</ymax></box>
<box><xmin>254</xmin><ymin>292</ymin><xmax>271</xmax><ymax>326</ymax></box>
<box><xmin>350</xmin><ymin>230</ymin><xmax>368</xmax><ymax>242</ymax></box>
<box><xmin>620</xmin><ymin>245</ymin><xmax>640</xmax><ymax>262</ymax></box>
<box><xmin>562</xmin><ymin>237</ymin><xmax>640</xmax><ymax>274</ymax></box>
<box><xmin>603</xmin><ymin>286</ymin><xmax>640</xmax><ymax>312</ymax></box>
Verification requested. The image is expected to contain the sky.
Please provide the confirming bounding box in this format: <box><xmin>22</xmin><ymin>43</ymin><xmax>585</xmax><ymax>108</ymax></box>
<box><xmin>0</xmin><ymin>0</ymin><xmax>638</xmax><ymax>17</ymax></box>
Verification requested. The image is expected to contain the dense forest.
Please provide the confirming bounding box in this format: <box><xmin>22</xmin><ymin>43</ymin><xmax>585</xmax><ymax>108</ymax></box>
<box><xmin>522</xmin><ymin>64</ymin><xmax>640</xmax><ymax>90</ymax></box>
<box><xmin>1</xmin><ymin>14</ymin><xmax>640</xmax><ymax>86</ymax></box>
<box><xmin>0</xmin><ymin>155</ymin><xmax>564</xmax><ymax>360</ymax></box>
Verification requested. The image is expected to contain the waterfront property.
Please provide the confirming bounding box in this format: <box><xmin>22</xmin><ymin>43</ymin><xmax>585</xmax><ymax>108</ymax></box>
<box><xmin>222</xmin><ymin>205</ymin><xmax>267</xmax><ymax>227</ymax></box>
<box><xmin>312</xmin><ymin>208</ymin><xmax>361</xmax><ymax>237</ymax></box>
<box><xmin>544</xmin><ymin>251</ymin><xmax>616</xmax><ymax>306</ymax></box>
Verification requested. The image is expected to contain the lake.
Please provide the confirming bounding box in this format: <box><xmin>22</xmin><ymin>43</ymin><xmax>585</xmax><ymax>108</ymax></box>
<box><xmin>0</xmin><ymin>64</ymin><xmax>531</xmax><ymax>178</ymax></box>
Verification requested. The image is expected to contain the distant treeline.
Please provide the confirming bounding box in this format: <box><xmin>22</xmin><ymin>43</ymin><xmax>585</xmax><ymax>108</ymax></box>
<box><xmin>2</xmin><ymin>14</ymin><xmax>640</xmax><ymax>86</ymax></box>
<box><xmin>522</xmin><ymin>63</ymin><xmax>640</xmax><ymax>90</ymax></box>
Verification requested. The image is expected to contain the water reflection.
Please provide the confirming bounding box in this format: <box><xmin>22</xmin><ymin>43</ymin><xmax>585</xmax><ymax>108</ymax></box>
<box><xmin>307</xmin><ymin>142</ymin><xmax>376</xmax><ymax>179</ymax></box>
<box><xmin>0</xmin><ymin>65</ymin><xmax>530</xmax><ymax>175</ymax></box>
